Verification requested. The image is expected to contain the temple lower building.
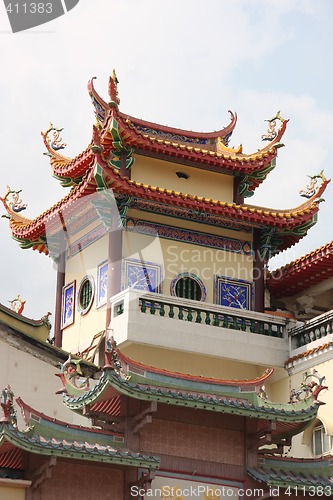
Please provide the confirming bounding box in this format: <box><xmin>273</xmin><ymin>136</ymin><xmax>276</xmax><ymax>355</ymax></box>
<box><xmin>1</xmin><ymin>71</ymin><xmax>333</xmax><ymax>499</ymax></box>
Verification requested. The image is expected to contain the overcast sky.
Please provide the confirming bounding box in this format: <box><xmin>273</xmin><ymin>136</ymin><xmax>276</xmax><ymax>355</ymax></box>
<box><xmin>0</xmin><ymin>0</ymin><xmax>333</xmax><ymax>321</ymax></box>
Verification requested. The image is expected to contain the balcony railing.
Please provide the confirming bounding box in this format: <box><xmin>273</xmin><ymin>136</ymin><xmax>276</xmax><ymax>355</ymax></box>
<box><xmin>110</xmin><ymin>290</ymin><xmax>289</xmax><ymax>367</ymax></box>
<box><xmin>289</xmin><ymin>310</ymin><xmax>333</xmax><ymax>349</ymax></box>
<box><xmin>113</xmin><ymin>290</ymin><xmax>286</xmax><ymax>338</ymax></box>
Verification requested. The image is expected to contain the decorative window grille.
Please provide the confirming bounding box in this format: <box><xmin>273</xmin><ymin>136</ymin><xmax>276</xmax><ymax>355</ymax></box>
<box><xmin>171</xmin><ymin>273</ymin><xmax>206</xmax><ymax>302</ymax></box>
<box><xmin>175</xmin><ymin>277</ymin><xmax>202</xmax><ymax>301</ymax></box>
<box><xmin>77</xmin><ymin>275</ymin><xmax>95</xmax><ymax>315</ymax></box>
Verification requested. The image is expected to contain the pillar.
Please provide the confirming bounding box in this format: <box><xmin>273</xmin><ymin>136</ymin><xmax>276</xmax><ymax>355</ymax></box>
<box><xmin>253</xmin><ymin>229</ymin><xmax>264</xmax><ymax>313</ymax></box>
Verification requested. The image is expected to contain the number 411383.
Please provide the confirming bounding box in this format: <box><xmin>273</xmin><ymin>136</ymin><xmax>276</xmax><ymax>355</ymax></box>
<box><xmin>6</xmin><ymin>3</ymin><xmax>53</xmax><ymax>14</ymax></box>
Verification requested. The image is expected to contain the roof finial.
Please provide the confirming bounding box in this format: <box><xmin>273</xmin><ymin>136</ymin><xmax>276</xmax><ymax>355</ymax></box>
<box><xmin>299</xmin><ymin>170</ymin><xmax>327</xmax><ymax>199</ymax></box>
<box><xmin>108</xmin><ymin>69</ymin><xmax>120</xmax><ymax>108</ymax></box>
<box><xmin>112</xmin><ymin>68</ymin><xmax>119</xmax><ymax>84</ymax></box>
<box><xmin>1</xmin><ymin>385</ymin><xmax>17</xmax><ymax>428</ymax></box>
<box><xmin>8</xmin><ymin>294</ymin><xmax>26</xmax><ymax>314</ymax></box>
<box><xmin>261</xmin><ymin>111</ymin><xmax>285</xmax><ymax>142</ymax></box>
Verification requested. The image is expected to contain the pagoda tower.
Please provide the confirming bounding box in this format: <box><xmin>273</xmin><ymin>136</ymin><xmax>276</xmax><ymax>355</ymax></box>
<box><xmin>1</xmin><ymin>72</ymin><xmax>331</xmax><ymax>499</ymax></box>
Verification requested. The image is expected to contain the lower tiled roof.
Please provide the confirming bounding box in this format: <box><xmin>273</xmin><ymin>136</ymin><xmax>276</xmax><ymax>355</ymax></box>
<box><xmin>0</xmin><ymin>423</ymin><xmax>159</xmax><ymax>469</ymax></box>
<box><xmin>248</xmin><ymin>455</ymin><xmax>333</xmax><ymax>491</ymax></box>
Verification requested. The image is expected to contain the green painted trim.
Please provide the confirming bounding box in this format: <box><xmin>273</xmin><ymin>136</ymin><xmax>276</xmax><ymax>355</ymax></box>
<box><xmin>63</xmin><ymin>368</ymin><xmax>319</xmax><ymax>424</ymax></box>
<box><xmin>0</xmin><ymin>424</ymin><xmax>160</xmax><ymax>469</ymax></box>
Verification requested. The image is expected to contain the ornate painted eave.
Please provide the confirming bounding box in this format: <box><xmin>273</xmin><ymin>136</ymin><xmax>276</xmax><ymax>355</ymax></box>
<box><xmin>43</xmin><ymin>74</ymin><xmax>287</xmax><ymax>193</ymax></box>
<box><xmin>268</xmin><ymin>240</ymin><xmax>333</xmax><ymax>298</ymax></box>
<box><xmin>1</xmin><ymin>154</ymin><xmax>329</xmax><ymax>256</ymax></box>
<box><xmin>0</xmin><ymin>399</ymin><xmax>160</xmax><ymax>469</ymax></box>
<box><xmin>60</xmin><ymin>349</ymin><xmax>321</xmax><ymax>428</ymax></box>
<box><xmin>248</xmin><ymin>455</ymin><xmax>333</xmax><ymax>490</ymax></box>
<box><xmin>15</xmin><ymin>397</ymin><xmax>125</xmax><ymax>446</ymax></box>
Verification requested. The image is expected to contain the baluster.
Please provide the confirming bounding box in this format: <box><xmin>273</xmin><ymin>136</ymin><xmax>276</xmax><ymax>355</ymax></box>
<box><xmin>326</xmin><ymin>322</ymin><xmax>331</xmax><ymax>335</ymax></box>
<box><xmin>276</xmin><ymin>325</ymin><xmax>282</xmax><ymax>338</ymax></box>
<box><xmin>150</xmin><ymin>301</ymin><xmax>156</xmax><ymax>315</ymax></box>
<box><xmin>223</xmin><ymin>315</ymin><xmax>228</xmax><ymax>328</ymax></box>
<box><xmin>205</xmin><ymin>312</ymin><xmax>211</xmax><ymax>325</ymax></box>
<box><xmin>250</xmin><ymin>319</ymin><xmax>255</xmax><ymax>333</ymax></box>
<box><xmin>267</xmin><ymin>323</ymin><xmax>273</xmax><ymax>336</ymax></box>
<box><xmin>241</xmin><ymin>318</ymin><xmax>246</xmax><ymax>331</ymax></box>
<box><xmin>259</xmin><ymin>322</ymin><xmax>265</xmax><ymax>335</ymax></box>
<box><xmin>169</xmin><ymin>304</ymin><xmax>174</xmax><ymax>318</ymax></box>
<box><xmin>187</xmin><ymin>308</ymin><xmax>193</xmax><ymax>322</ymax></box>
<box><xmin>140</xmin><ymin>299</ymin><xmax>146</xmax><ymax>313</ymax></box>
<box><xmin>159</xmin><ymin>303</ymin><xmax>165</xmax><ymax>316</ymax></box>
<box><xmin>195</xmin><ymin>310</ymin><xmax>202</xmax><ymax>323</ymax></box>
<box><xmin>213</xmin><ymin>313</ymin><xmax>219</xmax><ymax>327</ymax></box>
<box><xmin>232</xmin><ymin>316</ymin><xmax>238</xmax><ymax>330</ymax></box>
<box><xmin>320</xmin><ymin>326</ymin><xmax>326</xmax><ymax>338</ymax></box>
<box><xmin>178</xmin><ymin>306</ymin><xmax>184</xmax><ymax>320</ymax></box>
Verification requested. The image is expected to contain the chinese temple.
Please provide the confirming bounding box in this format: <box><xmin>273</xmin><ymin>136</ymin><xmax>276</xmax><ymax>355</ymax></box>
<box><xmin>1</xmin><ymin>72</ymin><xmax>333</xmax><ymax>499</ymax></box>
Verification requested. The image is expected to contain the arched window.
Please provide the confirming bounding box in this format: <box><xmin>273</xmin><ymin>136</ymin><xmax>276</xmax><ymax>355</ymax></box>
<box><xmin>171</xmin><ymin>273</ymin><xmax>206</xmax><ymax>302</ymax></box>
<box><xmin>312</xmin><ymin>423</ymin><xmax>332</xmax><ymax>457</ymax></box>
<box><xmin>77</xmin><ymin>275</ymin><xmax>95</xmax><ymax>315</ymax></box>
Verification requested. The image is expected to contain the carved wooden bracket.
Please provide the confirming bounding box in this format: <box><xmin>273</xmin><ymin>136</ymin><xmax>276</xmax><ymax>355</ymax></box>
<box><xmin>130</xmin><ymin>469</ymin><xmax>156</xmax><ymax>494</ymax></box>
<box><xmin>91</xmin><ymin>415</ymin><xmax>125</xmax><ymax>433</ymax></box>
<box><xmin>31</xmin><ymin>457</ymin><xmax>57</xmax><ymax>489</ymax></box>
<box><xmin>130</xmin><ymin>402</ymin><xmax>157</xmax><ymax>434</ymax></box>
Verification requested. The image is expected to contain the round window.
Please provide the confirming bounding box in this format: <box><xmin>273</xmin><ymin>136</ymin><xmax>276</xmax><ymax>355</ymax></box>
<box><xmin>77</xmin><ymin>275</ymin><xmax>95</xmax><ymax>315</ymax></box>
<box><xmin>171</xmin><ymin>273</ymin><xmax>206</xmax><ymax>302</ymax></box>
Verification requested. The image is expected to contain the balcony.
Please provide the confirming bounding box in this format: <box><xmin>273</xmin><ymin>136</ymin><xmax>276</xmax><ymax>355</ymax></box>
<box><xmin>109</xmin><ymin>289</ymin><xmax>289</xmax><ymax>367</ymax></box>
<box><xmin>289</xmin><ymin>310</ymin><xmax>333</xmax><ymax>357</ymax></box>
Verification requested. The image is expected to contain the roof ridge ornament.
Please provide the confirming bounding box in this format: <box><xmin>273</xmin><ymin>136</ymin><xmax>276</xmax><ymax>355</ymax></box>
<box><xmin>8</xmin><ymin>294</ymin><xmax>26</xmax><ymax>314</ymax></box>
<box><xmin>0</xmin><ymin>385</ymin><xmax>17</xmax><ymax>428</ymax></box>
<box><xmin>299</xmin><ymin>170</ymin><xmax>327</xmax><ymax>199</ymax></box>
<box><xmin>289</xmin><ymin>369</ymin><xmax>327</xmax><ymax>405</ymax></box>
<box><xmin>108</xmin><ymin>69</ymin><xmax>120</xmax><ymax>109</ymax></box>
<box><xmin>261</xmin><ymin>110</ymin><xmax>285</xmax><ymax>142</ymax></box>
<box><xmin>41</xmin><ymin>123</ymin><xmax>68</xmax><ymax>162</ymax></box>
<box><xmin>1</xmin><ymin>185</ymin><xmax>27</xmax><ymax>214</ymax></box>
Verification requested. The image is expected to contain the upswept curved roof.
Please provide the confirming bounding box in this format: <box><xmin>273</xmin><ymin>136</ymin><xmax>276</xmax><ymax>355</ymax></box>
<box><xmin>0</xmin><ymin>397</ymin><xmax>159</xmax><ymax>469</ymax></box>
<box><xmin>268</xmin><ymin>240</ymin><xmax>333</xmax><ymax>298</ymax></box>
<box><xmin>59</xmin><ymin>348</ymin><xmax>321</xmax><ymax>439</ymax></box>
<box><xmin>248</xmin><ymin>455</ymin><xmax>333</xmax><ymax>491</ymax></box>
<box><xmin>1</xmin><ymin>72</ymin><xmax>329</xmax><ymax>256</ymax></box>
<box><xmin>1</xmin><ymin>144</ymin><xmax>329</xmax><ymax>256</ymax></box>
<box><xmin>42</xmin><ymin>73</ymin><xmax>287</xmax><ymax>194</ymax></box>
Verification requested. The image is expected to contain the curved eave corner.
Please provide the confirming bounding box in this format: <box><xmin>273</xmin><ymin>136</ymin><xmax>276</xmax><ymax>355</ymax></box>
<box><xmin>248</xmin><ymin>455</ymin><xmax>333</xmax><ymax>491</ymax></box>
<box><xmin>0</xmin><ymin>422</ymin><xmax>160</xmax><ymax>469</ymax></box>
<box><xmin>269</xmin><ymin>175</ymin><xmax>330</xmax><ymax>257</ymax></box>
<box><xmin>60</xmin><ymin>350</ymin><xmax>322</xmax><ymax>425</ymax></box>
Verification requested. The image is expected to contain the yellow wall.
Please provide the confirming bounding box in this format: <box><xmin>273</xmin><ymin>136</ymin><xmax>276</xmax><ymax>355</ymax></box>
<box><xmin>62</xmin><ymin>229</ymin><xmax>108</xmax><ymax>353</ymax></box>
<box><xmin>123</xmin><ymin>230</ymin><xmax>253</xmax><ymax>304</ymax></box>
<box><xmin>0</xmin><ymin>485</ymin><xmax>27</xmax><ymax>500</ymax></box>
<box><xmin>121</xmin><ymin>343</ymin><xmax>272</xmax><ymax>380</ymax></box>
<box><xmin>132</xmin><ymin>154</ymin><xmax>234</xmax><ymax>203</ymax></box>
<box><xmin>61</xmin><ymin>192</ymin><xmax>254</xmax><ymax>353</ymax></box>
